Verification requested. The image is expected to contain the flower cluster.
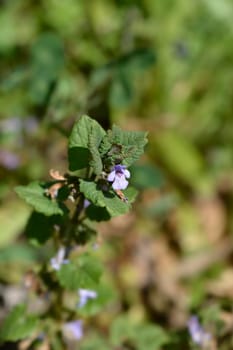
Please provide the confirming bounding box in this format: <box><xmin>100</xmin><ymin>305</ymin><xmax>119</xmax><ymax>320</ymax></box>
<box><xmin>62</xmin><ymin>289</ymin><xmax>97</xmax><ymax>341</ymax></box>
<box><xmin>50</xmin><ymin>247</ymin><xmax>97</xmax><ymax>341</ymax></box>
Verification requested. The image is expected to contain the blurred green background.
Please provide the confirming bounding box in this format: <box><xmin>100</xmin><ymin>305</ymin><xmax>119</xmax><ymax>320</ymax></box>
<box><xmin>1</xmin><ymin>0</ymin><xmax>233</xmax><ymax>347</ymax></box>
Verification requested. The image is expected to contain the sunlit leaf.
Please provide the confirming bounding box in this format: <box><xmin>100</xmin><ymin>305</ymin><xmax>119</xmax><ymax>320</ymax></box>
<box><xmin>57</xmin><ymin>253</ymin><xmax>103</xmax><ymax>290</ymax></box>
<box><xmin>0</xmin><ymin>304</ymin><xmax>38</xmax><ymax>341</ymax></box>
<box><xmin>68</xmin><ymin>115</ymin><xmax>105</xmax><ymax>171</ymax></box>
<box><xmin>15</xmin><ymin>182</ymin><xmax>66</xmax><ymax>216</ymax></box>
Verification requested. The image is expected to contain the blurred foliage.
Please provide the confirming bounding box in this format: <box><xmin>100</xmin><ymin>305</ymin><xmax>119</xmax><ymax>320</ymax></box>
<box><xmin>1</xmin><ymin>0</ymin><xmax>233</xmax><ymax>349</ymax></box>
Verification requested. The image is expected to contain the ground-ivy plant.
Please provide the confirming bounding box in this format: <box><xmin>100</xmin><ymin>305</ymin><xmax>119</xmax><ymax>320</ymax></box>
<box><xmin>0</xmin><ymin>115</ymin><xmax>151</xmax><ymax>348</ymax></box>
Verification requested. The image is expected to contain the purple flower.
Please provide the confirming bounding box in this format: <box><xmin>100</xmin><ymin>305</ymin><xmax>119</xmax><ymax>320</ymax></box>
<box><xmin>0</xmin><ymin>150</ymin><xmax>20</xmax><ymax>170</ymax></box>
<box><xmin>107</xmin><ymin>164</ymin><xmax>130</xmax><ymax>190</ymax></box>
<box><xmin>0</xmin><ymin>116</ymin><xmax>38</xmax><ymax>134</ymax></box>
<box><xmin>83</xmin><ymin>199</ymin><xmax>91</xmax><ymax>208</ymax></box>
<box><xmin>63</xmin><ymin>320</ymin><xmax>83</xmax><ymax>340</ymax></box>
<box><xmin>77</xmin><ymin>288</ymin><xmax>98</xmax><ymax>308</ymax></box>
<box><xmin>188</xmin><ymin>316</ymin><xmax>211</xmax><ymax>346</ymax></box>
<box><xmin>50</xmin><ymin>247</ymin><xmax>69</xmax><ymax>271</ymax></box>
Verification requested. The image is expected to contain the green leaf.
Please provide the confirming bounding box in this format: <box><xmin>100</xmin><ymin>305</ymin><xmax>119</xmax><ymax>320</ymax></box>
<box><xmin>79</xmin><ymin>180</ymin><xmax>132</xmax><ymax>217</ymax></box>
<box><xmin>78</xmin><ymin>283</ymin><xmax>116</xmax><ymax>316</ymax></box>
<box><xmin>0</xmin><ymin>244</ymin><xmax>37</xmax><ymax>263</ymax></box>
<box><xmin>29</xmin><ymin>33</ymin><xmax>65</xmax><ymax>105</ymax></box>
<box><xmin>123</xmin><ymin>186</ymin><xmax>139</xmax><ymax>203</ymax></box>
<box><xmin>89</xmin><ymin>128</ymin><xmax>104</xmax><ymax>175</ymax></box>
<box><xmin>68</xmin><ymin>114</ymin><xmax>105</xmax><ymax>152</ymax></box>
<box><xmin>25</xmin><ymin>211</ymin><xmax>62</xmax><ymax>245</ymax></box>
<box><xmin>80</xmin><ymin>334</ymin><xmax>110</xmax><ymax>350</ymax></box>
<box><xmin>103</xmin><ymin>125</ymin><xmax>148</xmax><ymax>167</ymax></box>
<box><xmin>0</xmin><ymin>200</ymin><xmax>30</xmax><ymax>248</ymax></box>
<box><xmin>103</xmin><ymin>193</ymin><xmax>132</xmax><ymax>216</ymax></box>
<box><xmin>110</xmin><ymin>316</ymin><xmax>169</xmax><ymax>350</ymax></box>
<box><xmin>132</xmin><ymin>324</ymin><xmax>169</xmax><ymax>350</ymax></box>
<box><xmin>86</xmin><ymin>204</ymin><xmax>111</xmax><ymax>222</ymax></box>
<box><xmin>0</xmin><ymin>304</ymin><xmax>38</xmax><ymax>341</ymax></box>
<box><xmin>57</xmin><ymin>253</ymin><xmax>102</xmax><ymax>290</ymax></box>
<box><xmin>99</xmin><ymin>133</ymin><xmax>112</xmax><ymax>156</ymax></box>
<box><xmin>68</xmin><ymin>147</ymin><xmax>90</xmax><ymax>171</ymax></box>
<box><xmin>15</xmin><ymin>182</ymin><xmax>66</xmax><ymax>216</ymax></box>
<box><xmin>110</xmin><ymin>316</ymin><xmax>134</xmax><ymax>346</ymax></box>
<box><xmin>112</xmin><ymin>125</ymin><xmax>148</xmax><ymax>165</ymax></box>
<box><xmin>68</xmin><ymin>115</ymin><xmax>106</xmax><ymax>171</ymax></box>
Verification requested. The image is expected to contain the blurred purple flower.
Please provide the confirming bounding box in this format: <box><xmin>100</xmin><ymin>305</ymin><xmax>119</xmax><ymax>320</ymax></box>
<box><xmin>50</xmin><ymin>247</ymin><xmax>69</xmax><ymax>271</ymax></box>
<box><xmin>24</xmin><ymin>117</ymin><xmax>38</xmax><ymax>133</ymax></box>
<box><xmin>0</xmin><ymin>116</ymin><xmax>38</xmax><ymax>134</ymax></box>
<box><xmin>77</xmin><ymin>288</ymin><xmax>98</xmax><ymax>308</ymax></box>
<box><xmin>0</xmin><ymin>117</ymin><xmax>22</xmax><ymax>133</ymax></box>
<box><xmin>188</xmin><ymin>316</ymin><xmax>211</xmax><ymax>346</ymax></box>
<box><xmin>83</xmin><ymin>199</ymin><xmax>91</xmax><ymax>208</ymax></box>
<box><xmin>107</xmin><ymin>164</ymin><xmax>130</xmax><ymax>190</ymax></box>
<box><xmin>63</xmin><ymin>320</ymin><xmax>83</xmax><ymax>340</ymax></box>
<box><xmin>0</xmin><ymin>150</ymin><xmax>20</xmax><ymax>170</ymax></box>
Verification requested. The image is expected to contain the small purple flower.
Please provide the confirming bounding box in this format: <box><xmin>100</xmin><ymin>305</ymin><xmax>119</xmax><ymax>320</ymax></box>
<box><xmin>77</xmin><ymin>288</ymin><xmax>98</xmax><ymax>308</ymax></box>
<box><xmin>188</xmin><ymin>316</ymin><xmax>211</xmax><ymax>346</ymax></box>
<box><xmin>83</xmin><ymin>199</ymin><xmax>91</xmax><ymax>208</ymax></box>
<box><xmin>63</xmin><ymin>320</ymin><xmax>83</xmax><ymax>340</ymax></box>
<box><xmin>107</xmin><ymin>164</ymin><xmax>130</xmax><ymax>190</ymax></box>
<box><xmin>50</xmin><ymin>247</ymin><xmax>69</xmax><ymax>271</ymax></box>
<box><xmin>0</xmin><ymin>150</ymin><xmax>20</xmax><ymax>170</ymax></box>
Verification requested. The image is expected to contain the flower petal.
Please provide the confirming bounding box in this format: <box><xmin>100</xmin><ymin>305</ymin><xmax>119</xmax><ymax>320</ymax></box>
<box><xmin>112</xmin><ymin>175</ymin><xmax>129</xmax><ymax>190</ymax></box>
<box><xmin>124</xmin><ymin>169</ymin><xmax>130</xmax><ymax>178</ymax></box>
<box><xmin>78</xmin><ymin>288</ymin><xmax>98</xmax><ymax>308</ymax></box>
<box><xmin>50</xmin><ymin>247</ymin><xmax>69</xmax><ymax>271</ymax></box>
<box><xmin>107</xmin><ymin>170</ymin><xmax>116</xmax><ymax>182</ymax></box>
<box><xmin>57</xmin><ymin>247</ymin><xmax>66</xmax><ymax>263</ymax></box>
<box><xmin>63</xmin><ymin>320</ymin><xmax>83</xmax><ymax>340</ymax></box>
<box><xmin>50</xmin><ymin>257</ymin><xmax>59</xmax><ymax>271</ymax></box>
<box><xmin>188</xmin><ymin>316</ymin><xmax>211</xmax><ymax>346</ymax></box>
